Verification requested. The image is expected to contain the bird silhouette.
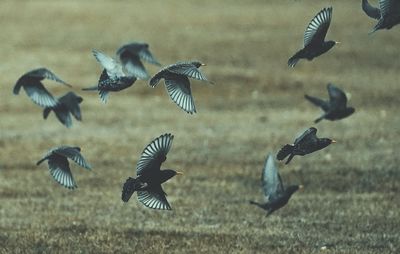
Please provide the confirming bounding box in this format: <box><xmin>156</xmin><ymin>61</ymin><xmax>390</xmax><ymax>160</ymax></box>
<box><xmin>362</xmin><ymin>0</ymin><xmax>400</xmax><ymax>33</ymax></box>
<box><xmin>305</xmin><ymin>83</ymin><xmax>355</xmax><ymax>123</ymax></box>
<box><xmin>83</xmin><ymin>49</ymin><xmax>137</xmax><ymax>103</ymax></box>
<box><xmin>36</xmin><ymin>146</ymin><xmax>92</xmax><ymax>189</ymax></box>
<box><xmin>250</xmin><ymin>154</ymin><xmax>303</xmax><ymax>216</ymax></box>
<box><xmin>288</xmin><ymin>7</ymin><xmax>339</xmax><ymax>67</ymax></box>
<box><xmin>122</xmin><ymin>133</ymin><xmax>182</xmax><ymax>210</ymax></box>
<box><xmin>13</xmin><ymin>68</ymin><xmax>71</xmax><ymax>107</ymax></box>
<box><xmin>277</xmin><ymin>127</ymin><xmax>336</xmax><ymax>164</ymax></box>
<box><xmin>149</xmin><ymin>61</ymin><xmax>210</xmax><ymax>114</ymax></box>
<box><xmin>43</xmin><ymin>92</ymin><xmax>83</xmax><ymax>128</ymax></box>
<box><xmin>116</xmin><ymin>42</ymin><xmax>161</xmax><ymax>80</ymax></box>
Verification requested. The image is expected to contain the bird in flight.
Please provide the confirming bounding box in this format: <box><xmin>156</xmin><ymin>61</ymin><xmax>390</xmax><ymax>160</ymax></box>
<box><xmin>149</xmin><ymin>61</ymin><xmax>211</xmax><ymax>114</ymax></box>
<box><xmin>122</xmin><ymin>133</ymin><xmax>182</xmax><ymax>210</ymax></box>
<box><xmin>43</xmin><ymin>92</ymin><xmax>83</xmax><ymax>128</ymax></box>
<box><xmin>288</xmin><ymin>7</ymin><xmax>339</xmax><ymax>67</ymax></box>
<box><xmin>362</xmin><ymin>0</ymin><xmax>400</xmax><ymax>33</ymax></box>
<box><xmin>250</xmin><ymin>154</ymin><xmax>303</xmax><ymax>216</ymax></box>
<box><xmin>277</xmin><ymin>127</ymin><xmax>336</xmax><ymax>164</ymax></box>
<box><xmin>305</xmin><ymin>83</ymin><xmax>355</xmax><ymax>123</ymax></box>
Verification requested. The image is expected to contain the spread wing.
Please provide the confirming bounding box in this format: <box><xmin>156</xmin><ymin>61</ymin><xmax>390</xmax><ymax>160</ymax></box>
<box><xmin>138</xmin><ymin>47</ymin><xmax>161</xmax><ymax>66</ymax></box>
<box><xmin>137</xmin><ymin>185</ymin><xmax>172</xmax><ymax>210</ymax></box>
<box><xmin>304</xmin><ymin>94</ymin><xmax>330</xmax><ymax>112</ymax></box>
<box><xmin>262</xmin><ymin>154</ymin><xmax>284</xmax><ymax>202</ymax></box>
<box><xmin>362</xmin><ymin>0</ymin><xmax>381</xmax><ymax>19</ymax></box>
<box><xmin>379</xmin><ymin>0</ymin><xmax>400</xmax><ymax>18</ymax></box>
<box><xmin>123</xmin><ymin>56</ymin><xmax>150</xmax><ymax>80</ymax></box>
<box><xmin>136</xmin><ymin>133</ymin><xmax>174</xmax><ymax>176</ymax></box>
<box><xmin>327</xmin><ymin>83</ymin><xmax>347</xmax><ymax>109</ymax></box>
<box><xmin>47</xmin><ymin>154</ymin><xmax>77</xmax><ymax>189</ymax></box>
<box><xmin>304</xmin><ymin>7</ymin><xmax>333</xmax><ymax>47</ymax></box>
<box><xmin>53</xmin><ymin>107</ymin><xmax>73</xmax><ymax>128</ymax></box>
<box><xmin>93</xmin><ymin>49</ymin><xmax>124</xmax><ymax>79</ymax></box>
<box><xmin>59</xmin><ymin>92</ymin><xmax>83</xmax><ymax>121</ymax></box>
<box><xmin>53</xmin><ymin>146</ymin><xmax>91</xmax><ymax>170</ymax></box>
<box><xmin>25</xmin><ymin>68</ymin><xmax>70</xmax><ymax>86</ymax></box>
<box><xmin>294</xmin><ymin>127</ymin><xmax>318</xmax><ymax>145</ymax></box>
<box><xmin>168</xmin><ymin>63</ymin><xmax>208</xmax><ymax>81</ymax></box>
<box><xmin>164</xmin><ymin>74</ymin><xmax>196</xmax><ymax>114</ymax></box>
<box><xmin>23</xmin><ymin>82</ymin><xmax>59</xmax><ymax>108</ymax></box>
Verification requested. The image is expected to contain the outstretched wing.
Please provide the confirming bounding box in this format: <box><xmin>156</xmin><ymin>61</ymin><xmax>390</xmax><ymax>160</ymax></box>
<box><xmin>294</xmin><ymin>127</ymin><xmax>318</xmax><ymax>145</ymax></box>
<box><xmin>304</xmin><ymin>7</ymin><xmax>333</xmax><ymax>47</ymax></box>
<box><xmin>304</xmin><ymin>94</ymin><xmax>330</xmax><ymax>112</ymax></box>
<box><xmin>53</xmin><ymin>146</ymin><xmax>92</xmax><ymax>170</ymax></box>
<box><xmin>25</xmin><ymin>68</ymin><xmax>71</xmax><ymax>86</ymax></box>
<box><xmin>124</xmin><ymin>56</ymin><xmax>150</xmax><ymax>80</ymax></box>
<box><xmin>59</xmin><ymin>92</ymin><xmax>83</xmax><ymax>121</ymax></box>
<box><xmin>92</xmin><ymin>49</ymin><xmax>124</xmax><ymax>79</ymax></box>
<box><xmin>136</xmin><ymin>133</ymin><xmax>174</xmax><ymax>176</ymax></box>
<box><xmin>137</xmin><ymin>185</ymin><xmax>172</xmax><ymax>210</ymax></box>
<box><xmin>168</xmin><ymin>62</ymin><xmax>208</xmax><ymax>81</ymax></box>
<box><xmin>138</xmin><ymin>47</ymin><xmax>161</xmax><ymax>66</ymax></box>
<box><xmin>262</xmin><ymin>154</ymin><xmax>284</xmax><ymax>201</ymax></box>
<box><xmin>327</xmin><ymin>83</ymin><xmax>348</xmax><ymax>109</ymax></box>
<box><xmin>379</xmin><ymin>0</ymin><xmax>400</xmax><ymax>18</ymax></box>
<box><xmin>362</xmin><ymin>0</ymin><xmax>381</xmax><ymax>19</ymax></box>
<box><xmin>47</xmin><ymin>154</ymin><xmax>77</xmax><ymax>189</ymax></box>
<box><xmin>164</xmin><ymin>74</ymin><xmax>196</xmax><ymax>114</ymax></box>
<box><xmin>23</xmin><ymin>82</ymin><xmax>59</xmax><ymax>108</ymax></box>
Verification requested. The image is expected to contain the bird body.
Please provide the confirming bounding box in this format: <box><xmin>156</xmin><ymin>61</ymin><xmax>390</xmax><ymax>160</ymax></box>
<box><xmin>36</xmin><ymin>146</ymin><xmax>91</xmax><ymax>189</ymax></box>
<box><xmin>288</xmin><ymin>7</ymin><xmax>338</xmax><ymax>67</ymax></box>
<box><xmin>149</xmin><ymin>61</ymin><xmax>209</xmax><ymax>114</ymax></box>
<box><xmin>277</xmin><ymin>127</ymin><xmax>335</xmax><ymax>164</ymax></box>
<box><xmin>250</xmin><ymin>154</ymin><xmax>302</xmax><ymax>216</ymax></box>
<box><xmin>43</xmin><ymin>92</ymin><xmax>83</xmax><ymax>128</ymax></box>
<box><xmin>122</xmin><ymin>133</ymin><xmax>181</xmax><ymax>210</ymax></box>
<box><xmin>305</xmin><ymin>83</ymin><xmax>355</xmax><ymax>123</ymax></box>
<box><xmin>362</xmin><ymin>0</ymin><xmax>400</xmax><ymax>33</ymax></box>
<box><xmin>13</xmin><ymin>68</ymin><xmax>71</xmax><ymax>108</ymax></box>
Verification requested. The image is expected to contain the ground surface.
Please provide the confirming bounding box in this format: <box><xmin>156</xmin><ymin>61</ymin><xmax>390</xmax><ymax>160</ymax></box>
<box><xmin>0</xmin><ymin>0</ymin><xmax>399</xmax><ymax>253</ymax></box>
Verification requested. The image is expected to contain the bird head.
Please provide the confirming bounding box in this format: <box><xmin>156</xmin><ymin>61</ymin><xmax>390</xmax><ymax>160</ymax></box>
<box><xmin>191</xmin><ymin>61</ymin><xmax>206</xmax><ymax>68</ymax></box>
<box><xmin>319</xmin><ymin>138</ymin><xmax>336</xmax><ymax>148</ymax></box>
<box><xmin>326</xmin><ymin>41</ymin><xmax>338</xmax><ymax>50</ymax></box>
<box><xmin>285</xmin><ymin>185</ymin><xmax>303</xmax><ymax>197</ymax></box>
<box><xmin>160</xmin><ymin>169</ymin><xmax>183</xmax><ymax>183</ymax></box>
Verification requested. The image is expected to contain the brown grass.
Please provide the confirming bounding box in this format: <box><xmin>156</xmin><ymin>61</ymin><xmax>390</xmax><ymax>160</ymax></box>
<box><xmin>0</xmin><ymin>0</ymin><xmax>399</xmax><ymax>253</ymax></box>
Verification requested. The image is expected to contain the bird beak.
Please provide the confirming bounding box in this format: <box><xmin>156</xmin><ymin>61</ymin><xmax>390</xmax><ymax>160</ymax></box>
<box><xmin>201</xmin><ymin>63</ymin><xmax>206</xmax><ymax>66</ymax></box>
<box><xmin>299</xmin><ymin>185</ymin><xmax>304</xmax><ymax>191</ymax></box>
<box><xmin>331</xmin><ymin>140</ymin><xmax>337</xmax><ymax>144</ymax></box>
<box><xmin>335</xmin><ymin>41</ymin><xmax>341</xmax><ymax>44</ymax></box>
<box><xmin>176</xmin><ymin>171</ymin><xmax>184</xmax><ymax>176</ymax></box>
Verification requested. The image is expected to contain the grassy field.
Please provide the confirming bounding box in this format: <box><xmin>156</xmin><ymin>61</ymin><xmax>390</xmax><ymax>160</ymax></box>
<box><xmin>1</xmin><ymin>0</ymin><xmax>399</xmax><ymax>253</ymax></box>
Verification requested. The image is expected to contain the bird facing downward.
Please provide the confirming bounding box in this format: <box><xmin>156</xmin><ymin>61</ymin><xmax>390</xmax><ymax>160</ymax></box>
<box><xmin>250</xmin><ymin>154</ymin><xmax>303</xmax><ymax>216</ymax></box>
<box><xmin>36</xmin><ymin>146</ymin><xmax>92</xmax><ymax>189</ymax></box>
<box><xmin>305</xmin><ymin>83</ymin><xmax>355</xmax><ymax>123</ymax></box>
<box><xmin>121</xmin><ymin>133</ymin><xmax>182</xmax><ymax>210</ymax></box>
<box><xmin>277</xmin><ymin>127</ymin><xmax>336</xmax><ymax>164</ymax></box>
<box><xmin>362</xmin><ymin>0</ymin><xmax>400</xmax><ymax>33</ymax></box>
<box><xmin>288</xmin><ymin>7</ymin><xmax>339</xmax><ymax>67</ymax></box>
<box><xmin>149</xmin><ymin>61</ymin><xmax>211</xmax><ymax>114</ymax></box>
<box><xmin>82</xmin><ymin>49</ymin><xmax>137</xmax><ymax>103</ymax></box>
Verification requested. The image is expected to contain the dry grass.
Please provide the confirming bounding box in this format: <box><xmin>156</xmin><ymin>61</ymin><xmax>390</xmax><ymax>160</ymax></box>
<box><xmin>0</xmin><ymin>0</ymin><xmax>399</xmax><ymax>253</ymax></box>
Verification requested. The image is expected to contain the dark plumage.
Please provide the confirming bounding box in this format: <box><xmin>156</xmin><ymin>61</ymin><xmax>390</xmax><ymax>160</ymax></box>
<box><xmin>250</xmin><ymin>154</ymin><xmax>303</xmax><ymax>216</ymax></box>
<box><xmin>305</xmin><ymin>83</ymin><xmax>355</xmax><ymax>123</ymax></box>
<box><xmin>288</xmin><ymin>7</ymin><xmax>339</xmax><ymax>67</ymax></box>
<box><xmin>43</xmin><ymin>92</ymin><xmax>83</xmax><ymax>128</ymax></box>
<box><xmin>82</xmin><ymin>49</ymin><xmax>137</xmax><ymax>103</ymax></box>
<box><xmin>13</xmin><ymin>68</ymin><xmax>71</xmax><ymax>107</ymax></box>
<box><xmin>116</xmin><ymin>42</ymin><xmax>161</xmax><ymax>80</ymax></box>
<box><xmin>149</xmin><ymin>61</ymin><xmax>210</xmax><ymax>114</ymax></box>
<box><xmin>36</xmin><ymin>146</ymin><xmax>92</xmax><ymax>189</ymax></box>
<box><xmin>277</xmin><ymin>127</ymin><xmax>336</xmax><ymax>164</ymax></box>
<box><xmin>121</xmin><ymin>133</ymin><xmax>182</xmax><ymax>210</ymax></box>
<box><xmin>362</xmin><ymin>0</ymin><xmax>400</xmax><ymax>33</ymax></box>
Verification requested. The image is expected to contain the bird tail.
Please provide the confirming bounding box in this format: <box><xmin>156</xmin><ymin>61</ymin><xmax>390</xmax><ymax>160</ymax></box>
<box><xmin>122</xmin><ymin>177</ymin><xmax>144</xmax><ymax>202</ymax></box>
<box><xmin>82</xmin><ymin>86</ymin><xmax>98</xmax><ymax>91</ymax></box>
<box><xmin>277</xmin><ymin>144</ymin><xmax>294</xmax><ymax>161</ymax></box>
<box><xmin>43</xmin><ymin>107</ymin><xmax>52</xmax><ymax>119</ymax></box>
<box><xmin>288</xmin><ymin>50</ymin><xmax>304</xmax><ymax>67</ymax></box>
<box><xmin>369</xmin><ymin>19</ymin><xmax>383</xmax><ymax>35</ymax></box>
<box><xmin>149</xmin><ymin>75</ymin><xmax>162</xmax><ymax>88</ymax></box>
<box><xmin>249</xmin><ymin>200</ymin><xmax>264</xmax><ymax>208</ymax></box>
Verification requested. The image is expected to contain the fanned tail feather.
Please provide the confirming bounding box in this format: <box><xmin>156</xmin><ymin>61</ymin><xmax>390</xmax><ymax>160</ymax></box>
<box><xmin>277</xmin><ymin>144</ymin><xmax>294</xmax><ymax>161</ymax></box>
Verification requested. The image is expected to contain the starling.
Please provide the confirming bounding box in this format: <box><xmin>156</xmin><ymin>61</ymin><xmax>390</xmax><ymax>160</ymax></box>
<box><xmin>82</xmin><ymin>49</ymin><xmax>137</xmax><ymax>103</ymax></box>
<box><xmin>305</xmin><ymin>83</ymin><xmax>355</xmax><ymax>123</ymax></box>
<box><xmin>122</xmin><ymin>133</ymin><xmax>182</xmax><ymax>210</ymax></box>
<box><xmin>13</xmin><ymin>68</ymin><xmax>71</xmax><ymax>107</ymax></box>
<box><xmin>149</xmin><ymin>61</ymin><xmax>210</xmax><ymax>114</ymax></box>
<box><xmin>116</xmin><ymin>42</ymin><xmax>161</xmax><ymax>80</ymax></box>
<box><xmin>277</xmin><ymin>127</ymin><xmax>336</xmax><ymax>164</ymax></box>
<box><xmin>362</xmin><ymin>0</ymin><xmax>400</xmax><ymax>33</ymax></box>
<box><xmin>288</xmin><ymin>7</ymin><xmax>339</xmax><ymax>67</ymax></box>
<box><xmin>36</xmin><ymin>146</ymin><xmax>92</xmax><ymax>189</ymax></box>
<box><xmin>250</xmin><ymin>154</ymin><xmax>303</xmax><ymax>216</ymax></box>
<box><xmin>43</xmin><ymin>92</ymin><xmax>83</xmax><ymax>128</ymax></box>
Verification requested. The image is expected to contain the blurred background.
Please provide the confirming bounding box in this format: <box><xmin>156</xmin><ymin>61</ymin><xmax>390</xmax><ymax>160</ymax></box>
<box><xmin>0</xmin><ymin>0</ymin><xmax>399</xmax><ymax>253</ymax></box>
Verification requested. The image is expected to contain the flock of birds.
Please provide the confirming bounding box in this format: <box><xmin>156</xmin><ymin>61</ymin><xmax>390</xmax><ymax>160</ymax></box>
<box><xmin>10</xmin><ymin>1</ymin><xmax>400</xmax><ymax>214</ymax></box>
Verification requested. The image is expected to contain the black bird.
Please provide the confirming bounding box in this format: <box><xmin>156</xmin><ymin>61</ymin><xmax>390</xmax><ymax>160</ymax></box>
<box><xmin>277</xmin><ymin>127</ymin><xmax>336</xmax><ymax>164</ymax></box>
<box><xmin>362</xmin><ymin>0</ymin><xmax>400</xmax><ymax>33</ymax></box>
<box><xmin>116</xmin><ymin>42</ymin><xmax>161</xmax><ymax>80</ymax></box>
<box><xmin>288</xmin><ymin>7</ymin><xmax>339</xmax><ymax>67</ymax></box>
<box><xmin>149</xmin><ymin>61</ymin><xmax>210</xmax><ymax>114</ymax></box>
<box><xmin>305</xmin><ymin>83</ymin><xmax>355</xmax><ymax>123</ymax></box>
<box><xmin>250</xmin><ymin>154</ymin><xmax>303</xmax><ymax>216</ymax></box>
<box><xmin>122</xmin><ymin>133</ymin><xmax>182</xmax><ymax>210</ymax></box>
<box><xmin>83</xmin><ymin>49</ymin><xmax>137</xmax><ymax>103</ymax></box>
<box><xmin>36</xmin><ymin>146</ymin><xmax>92</xmax><ymax>189</ymax></box>
<box><xmin>43</xmin><ymin>92</ymin><xmax>83</xmax><ymax>128</ymax></box>
<box><xmin>13</xmin><ymin>68</ymin><xmax>71</xmax><ymax>107</ymax></box>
